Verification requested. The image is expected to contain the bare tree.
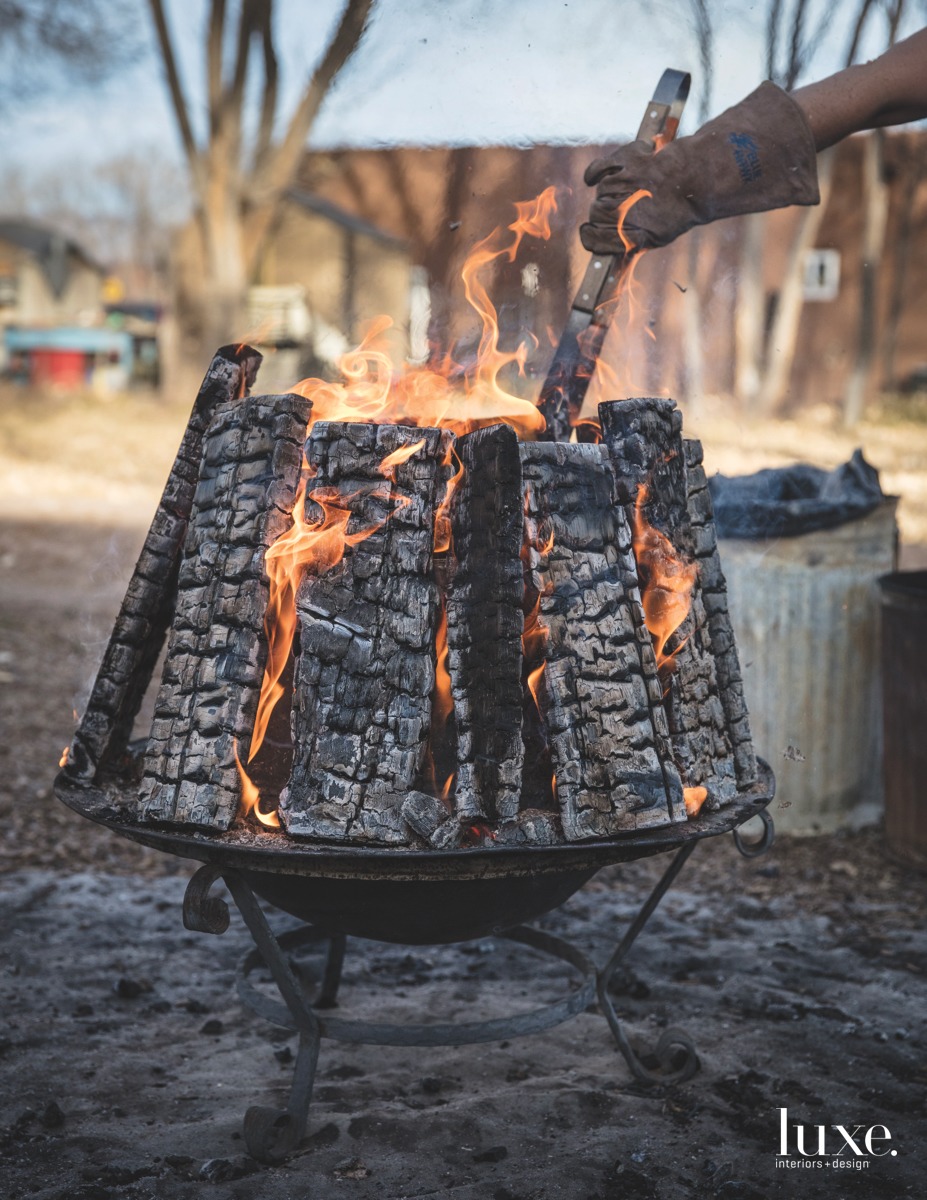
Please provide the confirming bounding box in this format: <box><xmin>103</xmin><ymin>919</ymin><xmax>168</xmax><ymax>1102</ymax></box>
<box><xmin>753</xmin><ymin>0</ymin><xmax>880</xmax><ymax>415</ymax></box>
<box><xmin>681</xmin><ymin>0</ymin><xmax>713</xmax><ymax>415</ymax></box>
<box><xmin>843</xmin><ymin>0</ymin><xmax>907</xmax><ymax>426</ymax></box>
<box><xmin>735</xmin><ymin>0</ymin><xmax>831</xmax><ymax>412</ymax></box>
<box><xmin>149</xmin><ymin>0</ymin><xmax>374</xmax><ymax>351</ymax></box>
<box><xmin>881</xmin><ymin>130</ymin><xmax>927</xmax><ymax>389</ymax></box>
<box><xmin>0</xmin><ymin>1</ymin><xmax>143</xmax><ymax>108</ymax></box>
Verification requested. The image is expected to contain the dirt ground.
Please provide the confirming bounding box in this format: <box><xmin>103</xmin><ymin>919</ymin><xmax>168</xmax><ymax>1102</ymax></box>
<box><xmin>1</xmin><ymin>383</ymin><xmax>926</xmax><ymax>1198</ymax></box>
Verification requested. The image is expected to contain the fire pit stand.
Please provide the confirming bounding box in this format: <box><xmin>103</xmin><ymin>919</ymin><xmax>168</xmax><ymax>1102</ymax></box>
<box><xmin>168</xmin><ymin>779</ymin><xmax>774</xmax><ymax>1164</ymax></box>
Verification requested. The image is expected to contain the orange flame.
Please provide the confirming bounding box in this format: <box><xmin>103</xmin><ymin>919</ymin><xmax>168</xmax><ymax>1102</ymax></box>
<box><xmin>583</xmin><ymin>188</ymin><xmax>655</xmax><ymax>421</ymax></box>
<box><xmin>250</xmin><ymin>476</ymin><xmax>397</xmax><ymax>765</ymax></box>
<box><xmin>59</xmin><ymin>746</ymin><xmax>69</xmax><ymax>768</ymax></box>
<box><xmin>380</xmin><ymin>437</ymin><xmax>427</xmax><ymax>474</ymax></box>
<box><xmin>234</xmin><ymin>739</ymin><xmax>280</xmax><ymax>828</ymax></box>
<box><xmin>433</xmin><ymin>444</ymin><xmax>464</xmax><ymax>555</ymax></box>
<box><xmin>684</xmin><ymin>786</ymin><xmax>708</xmax><ymax>817</ymax></box>
<box><xmin>240</xmin><ymin>191</ymin><xmax>562</xmax><ymax>826</ymax></box>
<box><xmin>631</xmin><ymin>483</ymin><xmax>697</xmax><ymax>673</ymax></box>
<box><xmin>433</xmin><ymin>602</ymin><xmax>454</xmax><ymax>730</ymax></box>
<box><xmin>290</xmin><ymin>188</ymin><xmax>558</xmax><ymax>438</ymax></box>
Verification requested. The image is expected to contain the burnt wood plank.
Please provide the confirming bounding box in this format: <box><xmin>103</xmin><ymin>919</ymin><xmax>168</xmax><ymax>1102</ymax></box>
<box><xmin>447</xmin><ymin>423</ymin><xmax>525</xmax><ymax>822</ymax></box>
<box><xmin>684</xmin><ymin>438</ymin><xmax>757</xmax><ymax>787</ymax></box>
<box><xmin>281</xmin><ymin>422</ymin><xmax>452</xmax><ymax>845</ymax></box>
<box><xmin>599</xmin><ymin>398</ymin><xmax>739</xmax><ymax>805</ymax></box>
<box><xmin>139</xmin><ymin>393</ymin><xmax>311</xmax><ymax>829</ymax></box>
<box><xmin>62</xmin><ymin>346</ymin><xmax>263</xmax><ymax>785</ymax></box>
<box><xmin>520</xmin><ymin>441</ymin><xmax>684</xmax><ymax>839</ymax></box>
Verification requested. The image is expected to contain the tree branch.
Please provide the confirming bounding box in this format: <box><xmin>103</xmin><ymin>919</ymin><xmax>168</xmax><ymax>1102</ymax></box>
<box><xmin>224</xmin><ymin>0</ymin><xmax>257</xmax><ymax>134</ymax></box>
<box><xmin>246</xmin><ymin>0</ymin><xmax>373</xmax><ymax>236</ymax></box>
<box><xmin>254</xmin><ymin>0</ymin><xmax>279</xmax><ymax>173</ymax></box>
<box><xmin>207</xmin><ymin>0</ymin><xmax>226</xmax><ymax>124</ymax></box>
<box><xmin>148</xmin><ymin>0</ymin><xmax>203</xmax><ymax>194</ymax></box>
<box><xmin>846</xmin><ymin>0</ymin><xmax>877</xmax><ymax>65</ymax></box>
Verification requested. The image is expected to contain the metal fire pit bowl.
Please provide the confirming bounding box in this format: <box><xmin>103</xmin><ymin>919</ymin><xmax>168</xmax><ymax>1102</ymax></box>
<box><xmin>55</xmin><ymin>763</ymin><xmax>774</xmax><ymax>1163</ymax></box>
<box><xmin>56</xmin><ymin>761</ymin><xmax>774</xmax><ymax>944</ymax></box>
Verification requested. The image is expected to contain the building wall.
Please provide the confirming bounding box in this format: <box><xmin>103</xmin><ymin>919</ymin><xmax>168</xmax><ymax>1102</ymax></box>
<box><xmin>300</xmin><ymin>133</ymin><xmax>927</xmax><ymax>413</ymax></box>
<box><xmin>0</xmin><ymin>239</ymin><xmax>102</xmax><ymax>328</ymax></box>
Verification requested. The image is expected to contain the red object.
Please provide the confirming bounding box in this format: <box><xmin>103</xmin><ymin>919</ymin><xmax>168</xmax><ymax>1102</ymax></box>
<box><xmin>31</xmin><ymin>348</ymin><xmax>87</xmax><ymax>389</ymax></box>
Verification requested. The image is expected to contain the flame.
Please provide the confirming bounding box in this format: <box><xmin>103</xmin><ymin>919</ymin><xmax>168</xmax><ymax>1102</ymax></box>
<box><xmin>59</xmin><ymin>746</ymin><xmax>69</xmax><ymax>768</ymax></box>
<box><xmin>234</xmin><ymin>739</ymin><xmax>280</xmax><ymax>828</ymax></box>
<box><xmin>240</xmin><ymin>191</ymin><xmax>563</xmax><ymax>827</ymax></box>
<box><xmin>433</xmin><ymin>444</ymin><xmax>464</xmax><ymax>555</ymax></box>
<box><xmin>521</xmin><ymin>495</ymin><xmax>555</xmax><ymax>803</ymax></box>
<box><xmin>433</xmin><ymin>602</ymin><xmax>454</xmax><ymax>730</ymax></box>
<box><xmin>250</xmin><ymin>474</ymin><xmax>397</xmax><ymax>770</ymax></box>
<box><xmin>289</xmin><ymin>189</ymin><xmax>558</xmax><ymax>439</ymax></box>
<box><xmin>631</xmin><ymin>483</ymin><xmax>697</xmax><ymax>673</ymax></box>
<box><xmin>380</xmin><ymin>437</ymin><xmax>427</xmax><ymax>474</ymax></box>
<box><xmin>684</xmin><ymin>786</ymin><xmax>708</xmax><ymax>817</ymax></box>
<box><xmin>582</xmin><ymin>188</ymin><xmax>654</xmax><ymax>421</ymax></box>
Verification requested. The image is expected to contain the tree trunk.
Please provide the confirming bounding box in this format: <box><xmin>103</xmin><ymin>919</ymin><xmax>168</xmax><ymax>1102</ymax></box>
<box><xmin>734</xmin><ymin>213</ymin><xmax>765</xmax><ymax>408</ymax></box>
<box><xmin>844</xmin><ymin>131</ymin><xmax>890</xmax><ymax>427</ymax></box>
<box><xmin>757</xmin><ymin>147</ymin><xmax>836</xmax><ymax>415</ymax></box>
<box><xmin>882</xmin><ymin>136</ymin><xmax>927</xmax><ymax>390</ymax></box>
<box><xmin>682</xmin><ymin>230</ymin><xmax>705</xmax><ymax>414</ymax></box>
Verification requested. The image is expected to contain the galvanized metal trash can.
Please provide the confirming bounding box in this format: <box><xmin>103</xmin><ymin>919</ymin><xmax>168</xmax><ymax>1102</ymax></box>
<box><xmin>718</xmin><ymin>500</ymin><xmax>898</xmax><ymax>834</ymax></box>
<box><xmin>879</xmin><ymin>571</ymin><xmax>927</xmax><ymax>869</ymax></box>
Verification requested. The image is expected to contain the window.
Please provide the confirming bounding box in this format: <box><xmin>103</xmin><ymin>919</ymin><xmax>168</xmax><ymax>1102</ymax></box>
<box><xmin>803</xmin><ymin>249</ymin><xmax>840</xmax><ymax>302</ymax></box>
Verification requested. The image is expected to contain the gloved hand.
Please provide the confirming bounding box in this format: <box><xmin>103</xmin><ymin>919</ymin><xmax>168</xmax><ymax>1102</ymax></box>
<box><xmin>580</xmin><ymin>81</ymin><xmax>820</xmax><ymax>254</ymax></box>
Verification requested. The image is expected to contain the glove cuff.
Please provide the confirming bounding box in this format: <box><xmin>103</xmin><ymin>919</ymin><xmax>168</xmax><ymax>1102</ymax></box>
<box><xmin>683</xmin><ymin>80</ymin><xmax>820</xmax><ymax>225</ymax></box>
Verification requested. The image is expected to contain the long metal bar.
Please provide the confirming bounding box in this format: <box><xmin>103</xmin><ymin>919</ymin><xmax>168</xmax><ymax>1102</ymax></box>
<box><xmin>596</xmin><ymin>839</ymin><xmax>700</xmax><ymax>1084</ymax></box>
<box><xmin>537</xmin><ymin>68</ymin><xmax>690</xmax><ymax>442</ymax></box>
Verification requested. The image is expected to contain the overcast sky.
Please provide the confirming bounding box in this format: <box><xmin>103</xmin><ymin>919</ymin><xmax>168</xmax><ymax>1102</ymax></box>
<box><xmin>5</xmin><ymin>0</ymin><xmax>924</xmax><ymax>174</ymax></box>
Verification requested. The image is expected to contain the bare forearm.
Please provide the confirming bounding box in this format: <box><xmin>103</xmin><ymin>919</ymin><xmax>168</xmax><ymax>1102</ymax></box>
<box><xmin>792</xmin><ymin>28</ymin><xmax>927</xmax><ymax>150</ymax></box>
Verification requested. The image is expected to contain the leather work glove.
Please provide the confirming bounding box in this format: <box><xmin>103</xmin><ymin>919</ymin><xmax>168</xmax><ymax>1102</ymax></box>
<box><xmin>580</xmin><ymin>81</ymin><xmax>820</xmax><ymax>254</ymax></box>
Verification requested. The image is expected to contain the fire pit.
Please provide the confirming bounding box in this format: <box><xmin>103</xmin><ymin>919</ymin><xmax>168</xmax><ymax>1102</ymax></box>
<box><xmin>55</xmin><ymin>111</ymin><xmax>775</xmax><ymax>1161</ymax></box>
<box><xmin>55</xmin><ymin>337</ymin><xmax>774</xmax><ymax>1162</ymax></box>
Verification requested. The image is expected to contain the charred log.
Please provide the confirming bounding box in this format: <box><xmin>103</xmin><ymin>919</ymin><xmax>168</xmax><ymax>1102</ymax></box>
<box><xmin>683</xmin><ymin>439</ymin><xmax>757</xmax><ymax>787</ymax></box>
<box><xmin>281</xmin><ymin>422</ymin><xmax>452</xmax><ymax>845</ymax></box>
<box><xmin>63</xmin><ymin>345</ymin><xmax>263</xmax><ymax>785</ymax></box>
<box><xmin>599</xmin><ymin>398</ymin><xmax>739</xmax><ymax>805</ymax></box>
<box><xmin>139</xmin><ymin>392</ymin><xmax>311</xmax><ymax>830</ymax></box>
<box><xmin>447</xmin><ymin>423</ymin><xmax>525</xmax><ymax>822</ymax></box>
<box><xmin>520</xmin><ymin>441</ymin><xmax>684</xmax><ymax>839</ymax></box>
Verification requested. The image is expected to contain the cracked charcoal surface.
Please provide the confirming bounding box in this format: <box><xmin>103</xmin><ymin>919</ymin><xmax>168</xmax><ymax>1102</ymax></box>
<box><xmin>684</xmin><ymin>439</ymin><xmax>758</xmax><ymax>788</ymax></box>
<box><xmin>139</xmin><ymin>393</ymin><xmax>311</xmax><ymax>831</ymax></box>
<box><xmin>520</xmin><ymin>441</ymin><xmax>683</xmax><ymax>839</ymax></box>
<box><xmin>447</xmin><ymin>424</ymin><xmax>525</xmax><ymax>822</ymax></box>
<box><xmin>63</xmin><ymin>348</ymin><xmax>260</xmax><ymax>786</ymax></box>
<box><xmin>600</xmin><ymin>399</ymin><xmax>739</xmax><ymax>806</ymax></box>
<box><xmin>282</xmin><ymin>422</ymin><xmax>452</xmax><ymax>845</ymax></box>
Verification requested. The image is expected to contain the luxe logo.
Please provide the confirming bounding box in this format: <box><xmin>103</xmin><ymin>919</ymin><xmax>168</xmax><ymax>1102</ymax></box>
<box><xmin>777</xmin><ymin>1108</ymin><xmax>898</xmax><ymax>1171</ymax></box>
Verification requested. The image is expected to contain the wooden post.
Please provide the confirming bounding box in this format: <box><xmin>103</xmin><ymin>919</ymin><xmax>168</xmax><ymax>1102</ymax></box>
<box><xmin>281</xmin><ymin>422</ymin><xmax>453</xmax><ymax>844</ymax></box>
<box><xmin>447</xmin><ymin>423</ymin><xmax>525</xmax><ymax>822</ymax></box>
<box><xmin>519</xmin><ymin>440</ymin><xmax>685</xmax><ymax>838</ymax></box>
<box><xmin>600</xmin><ymin>398</ymin><xmax>741</xmax><ymax>806</ymax></box>
<box><xmin>684</xmin><ymin>438</ymin><xmax>758</xmax><ymax>788</ymax></box>
<box><xmin>62</xmin><ymin>345</ymin><xmax>263</xmax><ymax>785</ymax></box>
<box><xmin>140</xmin><ymin>392</ymin><xmax>311</xmax><ymax>829</ymax></box>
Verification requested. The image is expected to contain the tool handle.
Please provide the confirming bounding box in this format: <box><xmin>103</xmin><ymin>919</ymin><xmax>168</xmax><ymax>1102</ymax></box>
<box><xmin>537</xmin><ymin>68</ymin><xmax>690</xmax><ymax>441</ymax></box>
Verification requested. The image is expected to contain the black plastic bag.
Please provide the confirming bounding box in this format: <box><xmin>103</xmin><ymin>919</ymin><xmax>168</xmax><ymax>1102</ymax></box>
<box><xmin>708</xmin><ymin>449</ymin><xmax>885</xmax><ymax>539</ymax></box>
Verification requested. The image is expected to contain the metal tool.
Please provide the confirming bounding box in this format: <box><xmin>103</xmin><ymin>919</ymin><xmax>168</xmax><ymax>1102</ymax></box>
<box><xmin>537</xmin><ymin>68</ymin><xmax>691</xmax><ymax>441</ymax></box>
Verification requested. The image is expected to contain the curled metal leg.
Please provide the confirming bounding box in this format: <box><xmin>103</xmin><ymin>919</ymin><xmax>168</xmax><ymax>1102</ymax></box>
<box><xmin>597</xmin><ymin>840</ymin><xmax>700</xmax><ymax>1085</ymax></box>
<box><xmin>219</xmin><ymin>871</ymin><xmax>322</xmax><ymax>1163</ymax></box>
<box><xmin>317</xmin><ymin>933</ymin><xmax>346</xmax><ymax>1009</ymax></box>
<box><xmin>244</xmin><ymin>1026</ymin><xmax>319</xmax><ymax>1164</ymax></box>
<box><xmin>182</xmin><ymin>864</ymin><xmax>230</xmax><ymax>934</ymax></box>
<box><xmin>733</xmin><ymin>808</ymin><xmax>775</xmax><ymax>858</ymax></box>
